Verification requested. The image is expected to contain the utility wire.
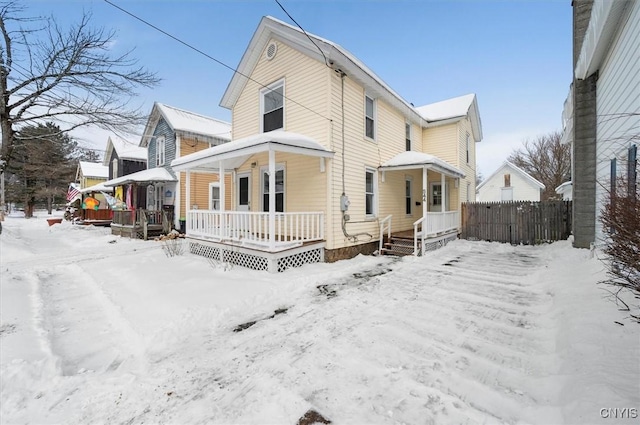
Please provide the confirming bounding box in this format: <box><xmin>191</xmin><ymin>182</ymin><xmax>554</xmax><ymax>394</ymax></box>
<box><xmin>103</xmin><ymin>0</ymin><xmax>332</xmax><ymax>123</ymax></box>
<box><xmin>274</xmin><ymin>0</ymin><xmax>330</xmax><ymax>68</ymax></box>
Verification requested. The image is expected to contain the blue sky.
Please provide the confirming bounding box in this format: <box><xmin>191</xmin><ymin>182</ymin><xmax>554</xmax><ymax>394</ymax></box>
<box><xmin>30</xmin><ymin>0</ymin><xmax>572</xmax><ymax>175</ymax></box>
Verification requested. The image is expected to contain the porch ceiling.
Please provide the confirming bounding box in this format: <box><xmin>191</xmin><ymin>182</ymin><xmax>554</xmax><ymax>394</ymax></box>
<box><xmin>171</xmin><ymin>130</ymin><xmax>334</xmax><ymax>173</ymax></box>
<box><xmin>379</xmin><ymin>151</ymin><xmax>465</xmax><ymax>178</ymax></box>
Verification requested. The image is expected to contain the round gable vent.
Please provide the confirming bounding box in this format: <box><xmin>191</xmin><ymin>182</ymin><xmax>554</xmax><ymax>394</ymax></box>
<box><xmin>265</xmin><ymin>41</ymin><xmax>278</xmax><ymax>61</ymax></box>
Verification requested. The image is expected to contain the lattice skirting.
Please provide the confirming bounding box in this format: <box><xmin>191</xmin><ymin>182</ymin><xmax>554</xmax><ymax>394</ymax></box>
<box><xmin>188</xmin><ymin>240</ymin><xmax>324</xmax><ymax>272</ymax></box>
<box><xmin>422</xmin><ymin>233</ymin><xmax>457</xmax><ymax>254</ymax></box>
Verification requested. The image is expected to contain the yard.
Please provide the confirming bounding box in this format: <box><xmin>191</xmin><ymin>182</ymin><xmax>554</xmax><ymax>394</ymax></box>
<box><xmin>1</xmin><ymin>212</ymin><xmax>638</xmax><ymax>424</ymax></box>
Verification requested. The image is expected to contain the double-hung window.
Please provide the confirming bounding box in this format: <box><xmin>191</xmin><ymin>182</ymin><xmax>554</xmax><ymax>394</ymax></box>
<box><xmin>155</xmin><ymin>136</ymin><xmax>165</xmax><ymax>166</ymax></box>
<box><xmin>365</xmin><ymin>95</ymin><xmax>375</xmax><ymax>140</ymax></box>
<box><xmin>405</xmin><ymin>123</ymin><xmax>411</xmax><ymax>151</ymax></box>
<box><xmin>466</xmin><ymin>132</ymin><xmax>470</xmax><ymax>163</ymax></box>
<box><xmin>261</xmin><ymin>80</ymin><xmax>284</xmax><ymax>132</ymax></box>
<box><xmin>365</xmin><ymin>167</ymin><xmax>377</xmax><ymax>217</ymax></box>
<box><xmin>405</xmin><ymin>177</ymin><xmax>412</xmax><ymax>215</ymax></box>
<box><xmin>262</xmin><ymin>165</ymin><xmax>285</xmax><ymax>212</ymax></box>
<box><xmin>209</xmin><ymin>183</ymin><xmax>221</xmax><ymax>211</ymax></box>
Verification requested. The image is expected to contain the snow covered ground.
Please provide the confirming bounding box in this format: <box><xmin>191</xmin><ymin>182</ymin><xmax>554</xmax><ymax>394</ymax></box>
<box><xmin>1</xmin><ymin>212</ymin><xmax>638</xmax><ymax>424</ymax></box>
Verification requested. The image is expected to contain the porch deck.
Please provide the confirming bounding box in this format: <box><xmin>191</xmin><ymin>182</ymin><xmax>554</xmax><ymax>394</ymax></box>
<box><xmin>111</xmin><ymin>209</ymin><xmax>173</xmax><ymax>240</ymax></box>
<box><xmin>185</xmin><ymin>210</ymin><xmax>326</xmax><ymax>272</ymax></box>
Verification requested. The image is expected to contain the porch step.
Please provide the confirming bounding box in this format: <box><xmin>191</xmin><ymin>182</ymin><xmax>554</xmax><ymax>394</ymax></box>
<box><xmin>381</xmin><ymin>237</ymin><xmax>415</xmax><ymax>257</ymax></box>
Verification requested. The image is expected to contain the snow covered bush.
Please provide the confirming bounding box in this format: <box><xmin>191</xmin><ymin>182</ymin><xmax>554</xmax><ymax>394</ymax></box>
<box><xmin>599</xmin><ymin>173</ymin><xmax>639</xmax><ymax>322</ymax></box>
<box><xmin>161</xmin><ymin>237</ymin><xmax>185</xmax><ymax>257</ymax></box>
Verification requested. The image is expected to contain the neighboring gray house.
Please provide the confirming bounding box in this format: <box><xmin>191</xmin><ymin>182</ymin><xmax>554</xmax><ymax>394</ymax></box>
<box><xmin>139</xmin><ymin>103</ymin><xmax>232</xmax><ymax>228</ymax></box>
<box><xmin>476</xmin><ymin>161</ymin><xmax>545</xmax><ymax>202</ymax></box>
<box><xmin>563</xmin><ymin>0</ymin><xmax>639</xmax><ymax>248</ymax></box>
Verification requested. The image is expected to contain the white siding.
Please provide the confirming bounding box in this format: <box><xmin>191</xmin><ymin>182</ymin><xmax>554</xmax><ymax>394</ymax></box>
<box><xmin>477</xmin><ymin>164</ymin><xmax>542</xmax><ymax>202</ymax></box>
<box><xmin>594</xmin><ymin>0</ymin><xmax>640</xmax><ymax>241</ymax></box>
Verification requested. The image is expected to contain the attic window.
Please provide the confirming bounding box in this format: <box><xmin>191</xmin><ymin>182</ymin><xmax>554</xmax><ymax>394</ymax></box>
<box><xmin>265</xmin><ymin>42</ymin><xmax>278</xmax><ymax>61</ymax></box>
<box><xmin>504</xmin><ymin>174</ymin><xmax>511</xmax><ymax>187</ymax></box>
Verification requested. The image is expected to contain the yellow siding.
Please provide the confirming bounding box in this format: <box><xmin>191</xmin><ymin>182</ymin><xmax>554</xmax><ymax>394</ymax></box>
<box><xmin>234</xmin><ymin>152</ymin><xmax>327</xmax><ymax>213</ymax></box>
<box><xmin>455</xmin><ymin>118</ymin><xmax>477</xmax><ymax>204</ymax></box>
<box><xmin>178</xmin><ymin>137</ymin><xmax>232</xmax><ymax>218</ymax></box>
<box><xmin>232</xmin><ymin>40</ymin><xmax>330</xmax><ymax>144</ymax></box>
<box><xmin>422</xmin><ymin>124</ymin><xmax>458</xmax><ymax>165</ymax></box>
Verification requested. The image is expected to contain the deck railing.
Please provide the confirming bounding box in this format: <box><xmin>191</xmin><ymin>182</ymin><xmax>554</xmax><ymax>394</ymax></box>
<box><xmin>112</xmin><ymin>209</ymin><xmax>173</xmax><ymax>240</ymax></box>
<box><xmin>413</xmin><ymin>210</ymin><xmax>460</xmax><ymax>255</ymax></box>
<box><xmin>187</xmin><ymin>210</ymin><xmax>324</xmax><ymax>252</ymax></box>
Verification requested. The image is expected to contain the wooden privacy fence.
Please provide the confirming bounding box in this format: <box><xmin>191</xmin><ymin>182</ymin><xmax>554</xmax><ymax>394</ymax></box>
<box><xmin>460</xmin><ymin>201</ymin><xmax>572</xmax><ymax>245</ymax></box>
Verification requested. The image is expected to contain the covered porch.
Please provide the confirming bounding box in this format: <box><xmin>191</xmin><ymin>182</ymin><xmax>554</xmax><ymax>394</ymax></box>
<box><xmin>103</xmin><ymin>168</ymin><xmax>177</xmax><ymax>240</ymax></box>
<box><xmin>171</xmin><ymin>131</ymin><xmax>334</xmax><ymax>272</ymax></box>
<box><xmin>378</xmin><ymin>151</ymin><xmax>465</xmax><ymax>256</ymax></box>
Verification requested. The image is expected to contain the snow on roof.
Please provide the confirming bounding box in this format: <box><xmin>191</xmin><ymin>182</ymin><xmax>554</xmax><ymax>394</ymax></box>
<box><xmin>80</xmin><ymin>183</ymin><xmax>114</xmax><ymax>194</ymax></box>
<box><xmin>103</xmin><ymin>167</ymin><xmax>177</xmax><ymax>187</ymax></box>
<box><xmin>172</xmin><ymin>130</ymin><xmax>334</xmax><ymax>172</ymax></box>
<box><xmin>380</xmin><ymin>151</ymin><xmax>465</xmax><ymax>178</ymax></box>
<box><xmin>415</xmin><ymin>94</ymin><xmax>475</xmax><ymax>122</ymax></box>
<box><xmin>108</xmin><ymin>135</ymin><xmax>147</xmax><ymax>161</ymax></box>
<box><xmin>79</xmin><ymin>161</ymin><xmax>108</xmax><ymax>178</ymax></box>
<box><xmin>156</xmin><ymin>103</ymin><xmax>231</xmax><ymax>140</ymax></box>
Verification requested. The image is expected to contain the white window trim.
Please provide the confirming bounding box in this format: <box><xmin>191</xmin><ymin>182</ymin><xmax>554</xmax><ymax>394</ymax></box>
<box><xmin>155</xmin><ymin>184</ymin><xmax>165</xmax><ymax>211</ymax></box>
<box><xmin>156</xmin><ymin>136</ymin><xmax>166</xmax><ymax>166</ymax></box>
<box><xmin>260</xmin><ymin>163</ymin><xmax>286</xmax><ymax>212</ymax></box>
<box><xmin>405</xmin><ymin>176</ymin><xmax>413</xmax><ymax>216</ymax></box>
<box><xmin>430</xmin><ymin>182</ymin><xmax>449</xmax><ymax>209</ymax></box>
<box><xmin>260</xmin><ymin>79</ymin><xmax>285</xmax><ymax>133</ymax></box>
<box><xmin>209</xmin><ymin>182</ymin><xmax>221</xmax><ymax>211</ymax></box>
<box><xmin>405</xmin><ymin>122</ymin><xmax>412</xmax><ymax>151</ymax></box>
<box><xmin>364</xmin><ymin>94</ymin><xmax>376</xmax><ymax>141</ymax></box>
<box><xmin>466</xmin><ymin>132</ymin><xmax>470</xmax><ymax>164</ymax></box>
<box><xmin>365</xmin><ymin>166</ymin><xmax>378</xmax><ymax>218</ymax></box>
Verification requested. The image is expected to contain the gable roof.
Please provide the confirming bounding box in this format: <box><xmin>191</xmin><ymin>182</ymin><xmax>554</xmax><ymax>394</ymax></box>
<box><xmin>416</xmin><ymin>94</ymin><xmax>483</xmax><ymax>142</ymax></box>
<box><xmin>220</xmin><ymin>16</ymin><xmax>482</xmax><ymax>141</ymax></box>
<box><xmin>77</xmin><ymin>161</ymin><xmax>108</xmax><ymax>180</ymax></box>
<box><xmin>103</xmin><ymin>135</ymin><xmax>147</xmax><ymax>165</ymax></box>
<box><xmin>140</xmin><ymin>102</ymin><xmax>232</xmax><ymax>147</ymax></box>
<box><xmin>476</xmin><ymin>161</ymin><xmax>545</xmax><ymax>191</ymax></box>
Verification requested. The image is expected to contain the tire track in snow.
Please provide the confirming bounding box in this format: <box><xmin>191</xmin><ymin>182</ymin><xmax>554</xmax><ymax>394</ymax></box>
<box><xmin>34</xmin><ymin>264</ymin><xmax>147</xmax><ymax>376</ymax></box>
<box><xmin>88</xmin><ymin>243</ymin><xmax>561</xmax><ymax>424</ymax></box>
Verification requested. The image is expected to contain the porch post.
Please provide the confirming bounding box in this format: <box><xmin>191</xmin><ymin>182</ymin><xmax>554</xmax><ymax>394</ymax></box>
<box><xmin>268</xmin><ymin>148</ymin><xmax>276</xmax><ymax>251</ymax></box>
<box><xmin>219</xmin><ymin>160</ymin><xmax>225</xmax><ymax>212</ymax></box>
<box><xmin>185</xmin><ymin>171</ymin><xmax>191</xmax><ymax>212</ymax></box>
<box><xmin>422</xmin><ymin>166</ymin><xmax>428</xmax><ymax>219</ymax></box>
<box><xmin>441</xmin><ymin>173</ymin><xmax>446</xmax><ymax>212</ymax></box>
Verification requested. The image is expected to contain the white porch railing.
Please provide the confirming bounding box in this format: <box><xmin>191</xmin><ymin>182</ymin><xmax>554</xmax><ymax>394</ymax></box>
<box><xmin>187</xmin><ymin>210</ymin><xmax>324</xmax><ymax>252</ymax></box>
<box><xmin>379</xmin><ymin>215</ymin><xmax>392</xmax><ymax>253</ymax></box>
<box><xmin>413</xmin><ymin>211</ymin><xmax>460</xmax><ymax>255</ymax></box>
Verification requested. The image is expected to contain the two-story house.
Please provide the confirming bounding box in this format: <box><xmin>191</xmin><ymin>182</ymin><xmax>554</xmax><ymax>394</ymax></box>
<box><xmin>172</xmin><ymin>16</ymin><xmax>482</xmax><ymax>272</ymax></box>
<box><xmin>105</xmin><ymin>103</ymin><xmax>231</xmax><ymax>239</ymax></box>
<box><xmin>102</xmin><ymin>135</ymin><xmax>147</xmax><ymax>208</ymax></box>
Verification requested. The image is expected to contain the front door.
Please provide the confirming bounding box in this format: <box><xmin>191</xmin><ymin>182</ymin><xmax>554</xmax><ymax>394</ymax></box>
<box><xmin>237</xmin><ymin>172</ymin><xmax>251</xmax><ymax>211</ymax></box>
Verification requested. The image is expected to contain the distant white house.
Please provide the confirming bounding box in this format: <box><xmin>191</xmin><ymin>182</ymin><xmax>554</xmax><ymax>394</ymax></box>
<box><xmin>476</xmin><ymin>161</ymin><xmax>544</xmax><ymax>202</ymax></box>
<box><xmin>555</xmin><ymin>181</ymin><xmax>573</xmax><ymax>201</ymax></box>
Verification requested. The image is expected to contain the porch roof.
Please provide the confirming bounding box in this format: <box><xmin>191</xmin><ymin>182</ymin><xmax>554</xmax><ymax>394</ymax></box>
<box><xmin>80</xmin><ymin>182</ymin><xmax>114</xmax><ymax>194</ymax></box>
<box><xmin>171</xmin><ymin>130</ymin><xmax>334</xmax><ymax>173</ymax></box>
<box><xmin>103</xmin><ymin>167</ymin><xmax>177</xmax><ymax>187</ymax></box>
<box><xmin>379</xmin><ymin>151</ymin><xmax>465</xmax><ymax>178</ymax></box>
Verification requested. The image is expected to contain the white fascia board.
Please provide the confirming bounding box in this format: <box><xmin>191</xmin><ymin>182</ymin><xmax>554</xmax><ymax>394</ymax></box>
<box><xmin>575</xmin><ymin>0</ymin><xmax>630</xmax><ymax>79</ymax></box>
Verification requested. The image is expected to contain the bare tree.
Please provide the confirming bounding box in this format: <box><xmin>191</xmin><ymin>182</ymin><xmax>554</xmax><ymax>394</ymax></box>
<box><xmin>0</xmin><ymin>1</ymin><xmax>159</xmax><ymax>210</ymax></box>
<box><xmin>508</xmin><ymin>131</ymin><xmax>571</xmax><ymax>200</ymax></box>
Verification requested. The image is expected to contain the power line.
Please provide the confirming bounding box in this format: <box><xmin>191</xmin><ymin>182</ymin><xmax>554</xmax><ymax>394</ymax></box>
<box><xmin>103</xmin><ymin>0</ymin><xmax>332</xmax><ymax>123</ymax></box>
<box><xmin>274</xmin><ymin>0</ymin><xmax>330</xmax><ymax>68</ymax></box>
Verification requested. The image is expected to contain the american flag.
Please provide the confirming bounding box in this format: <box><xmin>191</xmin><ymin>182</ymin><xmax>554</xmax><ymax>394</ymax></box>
<box><xmin>66</xmin><ymin>184</ymin><xmax>81</xmax><ymax>202</ymax></box>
